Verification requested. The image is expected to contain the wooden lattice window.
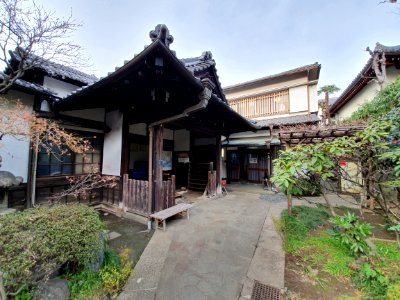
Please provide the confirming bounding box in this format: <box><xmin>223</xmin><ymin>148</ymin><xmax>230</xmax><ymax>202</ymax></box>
<box><xmin>230</xmin><ymin>90</ymin><xmax>289</xmax><ymax>118</ymax></box>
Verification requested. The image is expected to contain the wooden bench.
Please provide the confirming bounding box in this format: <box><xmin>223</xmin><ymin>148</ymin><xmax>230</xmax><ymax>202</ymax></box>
<box><xmin>150</xmin><ymin>203</ymin><xmax>193</xmax><ymax>232</ymax></box>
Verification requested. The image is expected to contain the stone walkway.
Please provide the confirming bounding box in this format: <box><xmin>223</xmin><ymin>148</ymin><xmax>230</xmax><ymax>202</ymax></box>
<box><xmin>119</xmin><ymin>189</ymin><xmax>287</xmax><ymax>300</ymax></box>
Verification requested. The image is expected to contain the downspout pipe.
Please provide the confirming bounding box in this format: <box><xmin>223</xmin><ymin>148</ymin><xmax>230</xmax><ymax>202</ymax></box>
<box><xmin>148</xmin><ymin>78</ymin><xmax>214</xmax><ymax>128</ymax></box>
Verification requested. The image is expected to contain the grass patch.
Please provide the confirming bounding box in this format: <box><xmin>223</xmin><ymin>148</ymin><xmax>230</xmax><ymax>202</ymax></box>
<box><xmin>281</xmin><ymin>205</ymin><xmax>331</xmax><ymax>252</ymax></box>
<box><xmin>297</xmin><ymin>233</ymin><xmax>355</xmax><ymax>278</ymax></box>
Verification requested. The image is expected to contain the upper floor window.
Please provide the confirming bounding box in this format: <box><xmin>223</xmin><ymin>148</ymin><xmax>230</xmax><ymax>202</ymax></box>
<box><xmin>230</xmin><ymin>90</ymin><xmax>289</xmax><ymax>118</ymax></box>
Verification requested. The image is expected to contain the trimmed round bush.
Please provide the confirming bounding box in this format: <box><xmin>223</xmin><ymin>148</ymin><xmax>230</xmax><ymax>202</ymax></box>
<box><xmin>0</xmin><ymin>204</ymin><xmax>104</xmax><ymax>294</ymax></box>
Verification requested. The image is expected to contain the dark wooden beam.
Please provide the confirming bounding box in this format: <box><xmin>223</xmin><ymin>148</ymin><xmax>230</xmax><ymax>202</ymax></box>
<box><xmin>153</xmin><ymin>125</ymin><xmax>164</xmax><ymax>212</ymax></box>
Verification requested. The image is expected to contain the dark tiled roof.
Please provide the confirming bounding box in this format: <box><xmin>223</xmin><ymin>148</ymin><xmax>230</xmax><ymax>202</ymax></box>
<box><xmin>224</xmin><ymin>63</ymin><xmax>321</xmax><ymax>91</ymax></box>
<box><xmin>0</xmin><ymin>72</ymin><xmax>55</xmax><ymax>95</ymax></box>
<box><xmin>255</xmin><ymin>114</ymin><xmax>320</xmax><ymax>128</ymax></box>
<box><xmin>181</xmin><ymin>51</ymin><xmax>216</xmax><ymax>73</ymax></box>
<box><xmin>10</xmin><ymin>50</ymin><xmax>98</xmax><ymax>85</ymax></box>
<box><xmin>181</xmin><ymin>51</ymin><xmax>227</xmax><ymax>102</ymax></box>
<box><xmin>331</xmin><ymin>43</ymin><xmax>400</xmax><ymax>115</ymax></box>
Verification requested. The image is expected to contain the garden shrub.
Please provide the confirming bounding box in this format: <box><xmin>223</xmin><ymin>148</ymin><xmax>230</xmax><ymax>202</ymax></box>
<box><xmin>68</xmin><ymin>248</ymin><xmax>132</xmax><ymax>299</ymax></box>
<box><xmin>330</xmin><ymin>211</ymin><xmax>373</xmax><ymax>256</ymax></box>
<box><xmin>0</xmin><ymin>204</ymin><xmax>104</xmax><ymax>295</ymax></box>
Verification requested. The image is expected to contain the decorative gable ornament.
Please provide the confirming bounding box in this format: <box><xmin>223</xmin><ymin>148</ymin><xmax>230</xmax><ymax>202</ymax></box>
<box><xmin>149</xmin><ymin>24</ymin><xmax>174</xmax><ymax>48</ymax></box>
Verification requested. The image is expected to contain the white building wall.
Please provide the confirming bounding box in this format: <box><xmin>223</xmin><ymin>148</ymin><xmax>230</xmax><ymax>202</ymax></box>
<box><xmin>335</xmin><ymin>67</ymin><xmax>400</xmax><ymax>121</ymax></box>
<box><xmin>309</xmin><ymin>84</ymin><xmax>319</xmax><ymax>112</ymax></box>
<box><xmin>0</xmin><ymin>91</ymin><xmax>34</xmax><ymax>182</ymax></box>
<box><xmin>43</xmin><ymin>76</ymin><xmax>80</xmax><ymax>98</ymax></box>
<box><xmin>289</xmin><ymin>85</ymin><xmax>308</xmax><ymax>113</ymax></box>
<box><xmin>226</xmin><ymin>76</ymin><xmax>307</xmax><ymax>100</ymax></box>
<box><xmin>102</xmin><ymin>110</ymin><xmax>123</xmax><ymax>176</ymax></box>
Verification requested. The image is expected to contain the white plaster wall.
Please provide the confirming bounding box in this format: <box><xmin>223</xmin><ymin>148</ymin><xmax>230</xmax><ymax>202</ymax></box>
<box><xmin>309</xmin><ymin>84</ymin><xmax>319</xmax><ymax>112</ymax></box>
<box><xmin>335</xmin><ymin>67</ymin><xmax>400</xmax><ymax>121</ymax></box>
<box><xmin>225</xmin><ymin>76</ymin><xmax>307</xmax><ymax>100</ymax></box>
<box><xmin>60</xmin><ymin>108</ymin><xmax>105</xmax><ymax>122</ymax></box>
<box><xmin>174</xmin><ymin>129</ymin><xmax>190</xmax><ymax>151</ymax></box>
<box><xmin>289</xmin><ymin>85</ymin><xmax>308</xmax><ymax>113</ymax></box>
<box><xmin>221</xmin><ymin>146</ymin><xmax>227</xmax><ymax>179</ymax></box>
<box><xmin>336</xmin><ymin>81</ymin><xmax>378</xmax><ymax>121</ymax></box>
<box><xmin>0</xmin><ymin>91</ymin><xmax>34</xmax><ymax>182</ymax></box>
<box><xmin>43</xmin><ymin>76</ymin><xmax>80</xmax><ymax>98</ymax></box>
<box><xmin>102</xmin><ymin>110</ymin><xmax>122</xmax><ymax>176</ymax></box>
<box><xmin>129</xmin><ymin>123</ymin><xmax>147</xmax><ymax>136</ymax></box>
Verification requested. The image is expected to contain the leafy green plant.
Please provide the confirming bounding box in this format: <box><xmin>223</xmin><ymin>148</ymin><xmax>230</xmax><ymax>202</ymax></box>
<box><xmin>67</xmin><ymin>248</ymin><xmax>133</xmax><ymax>300</ymax></box>
<box><xmin>330</xmin><ymin>212</ymin><xmax>373</xmax><ymax>255</ymax></box>
<box><xmin>387</xmin><ymin>282</ymin><xmax>400</xmax><ymax>300</ymax></box>
<box><xmin>0</xmin><ymin>204</ymin><xmax>104</xmax><ymax>295</ymax></box>
<box><xmin>68</xmin><ymin>270</ymin><xmax>102</xmax><ymax>300</ymax></box>
<box><xmin>352</xmin><ymin>263</ymin><xmax>388</xmax><ymax>297</ymax></box>
<box><xmin>100</xmin><ymin>248</ymin><xmax>132</xmax><ymax>298</ymax></box>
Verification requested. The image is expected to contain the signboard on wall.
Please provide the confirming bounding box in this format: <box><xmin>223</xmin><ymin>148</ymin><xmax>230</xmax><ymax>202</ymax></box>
<box><xmin>178</xmin><ymin>152</ymin><xmax>190</xmax><ymax>163</ymax></box>
<box><xmin>160</xmin><ymin>151</ymin><xmax>172</xmax><ymax>170</ymax></box>
<box><xmin>249</xmin><ymin>154</ymin><xmax>258</xmax><ymax>164</ymax></box>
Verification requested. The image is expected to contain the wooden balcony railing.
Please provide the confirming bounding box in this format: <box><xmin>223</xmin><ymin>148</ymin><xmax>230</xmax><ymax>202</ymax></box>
<box><xmin>229</xmin><ymin>90</ymin><xmax>289</xmax><ymax>118</ymax></box>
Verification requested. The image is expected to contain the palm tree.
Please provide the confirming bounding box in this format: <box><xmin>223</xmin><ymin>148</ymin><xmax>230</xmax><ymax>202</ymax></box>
<box><xmin>318</xmin><ymin>85</ymin><xmax>340</xmax><ymax>125</ymax></box>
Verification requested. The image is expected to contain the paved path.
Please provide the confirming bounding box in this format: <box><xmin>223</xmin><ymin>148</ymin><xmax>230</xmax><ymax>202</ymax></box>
<box><xmin>119</xmin><ymin>190</ymin><xmax>287</xmax><ymax>300</ymax></box>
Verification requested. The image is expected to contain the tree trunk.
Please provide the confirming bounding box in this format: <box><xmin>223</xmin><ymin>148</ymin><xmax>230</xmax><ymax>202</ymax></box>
<box><xmin>322</xmin><ymin>192</ymin><xmax>336</xmax><ymax>216</ymax></box>
<box><xmin>287</xmin><ymin>194</ymin><xmax>292</xmax><ymax>216</ymax></box>
<box><xmin>325</xmin><ymin>92</ymin><xmax>330</xmax><ymax>125</ymax></box>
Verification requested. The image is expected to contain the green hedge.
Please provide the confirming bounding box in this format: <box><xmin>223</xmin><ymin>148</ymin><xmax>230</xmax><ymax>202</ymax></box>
<box><xmin>0</xmin><ymin>204</ymin><xmax>104</xmax><ymax>294</ymax></box>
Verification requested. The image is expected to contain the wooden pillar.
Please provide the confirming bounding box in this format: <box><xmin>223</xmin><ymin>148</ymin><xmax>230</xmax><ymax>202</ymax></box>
<box><xmin>148</xmin><ymin>127</ymin><xmax>154</xmax><ymax>215</ymax></box>
<box><xmin>216</xmin><ymin>134</ymin><xmax>221</xmax><ymax>185</ymax></box>
<box><xmin>120</xmin><ymin>112</ymin><xmax>130</xmax><ymax>177</ymax></box>
<box><xmin>153</xmin><ymin>125</ymin><xmax>164</xmax><ymax>212</ymax></box>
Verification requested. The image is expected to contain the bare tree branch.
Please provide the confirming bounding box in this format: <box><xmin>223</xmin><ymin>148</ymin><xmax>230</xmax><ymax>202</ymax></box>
<box><xmin>0</xmin><ymin>0</ymin><xmax>86</xmax><ymax>93</ymax></box>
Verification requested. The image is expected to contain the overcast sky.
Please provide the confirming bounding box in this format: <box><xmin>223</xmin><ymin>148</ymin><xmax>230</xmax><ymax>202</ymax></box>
<box><xmin>36</xmin><ymin>0</ymin><xmax>399</xmax><ymax>97</ymax></box>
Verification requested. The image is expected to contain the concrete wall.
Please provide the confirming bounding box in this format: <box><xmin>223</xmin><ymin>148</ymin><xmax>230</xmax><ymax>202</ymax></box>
<box><xmin>43</xmin><ymin>76</ymin><xmax>80</xmax><ymax>98</ymax></box>
<box><xmin>60</xmin><ymin>108</ymin><xmax>105</xmax><ymax>122</ymax></box>
<box><xmin>0</xmin><ymin>91</ymin><xmax>34</xmax><ymax>182</ymax></box>
<box><xmin>335</xmin><ymin>67</ymin><xmax>400</xmax><ymax>121</ymax></box>
<box><xmin>102</xmin><ymin>110</ymin><xmax>123</xmax><ymax>176</ymax></box>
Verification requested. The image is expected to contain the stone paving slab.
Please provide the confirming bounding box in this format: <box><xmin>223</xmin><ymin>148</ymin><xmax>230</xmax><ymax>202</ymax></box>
<box><xmin>118</xmin><ymin>231</ymin><xmax>173</xmax><ymax>300</ymax></box>
<box><xmin>155</xmin><ymin>192</ymin><xmax>270</xmax><ymax>300</ymax></box>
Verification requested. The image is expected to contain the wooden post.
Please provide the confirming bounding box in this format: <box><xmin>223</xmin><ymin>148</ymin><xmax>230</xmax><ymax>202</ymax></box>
<box><xmin>171</xmin><ymin>175</ymin><xmax>176</xmax><ymax>206</ymax></box>
<box><xmin>153</xmin><ymin>125</ymin><xmax>164</xmax><ymax>212</ymax></box>
<box><xmin>122</xmin><ymin>174</ymin><xmax>129</xmax><ymax>210</ymax></box>
<box><xmin>120</xmin><ymin>112</ymin><xmax>130</xmax><ymax>177</ymax></box>
<box><xmin>216</xmin><ymin>135</ymin><xmax>222</xmax><ymax>196</ymax></box>
<box><xmin>148</xmin><ymin>127</ymin><xmax>154</xmax><ymax>215</ymax></box>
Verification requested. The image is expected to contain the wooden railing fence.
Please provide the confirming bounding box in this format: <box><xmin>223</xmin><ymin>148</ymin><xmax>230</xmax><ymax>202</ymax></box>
<box><xmin>122</xmin><ymin>174</ymin><xmax>175</xmax><ymax>216</ymax></box>
<box><xmin>230</xmin><ymin>90</ymin><xmax>289</xmax><ymax>118</ymax></box>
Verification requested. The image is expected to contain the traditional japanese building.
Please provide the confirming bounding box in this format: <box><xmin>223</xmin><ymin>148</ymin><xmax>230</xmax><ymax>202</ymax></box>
<box><xmin>1</xmin><ymin>25</ymin><xmax>257</xmax><ymax>217</ymax></box>
<box><xmin>222</xmin><ymin>64</ymin><xmax>321</xmax><ymax>183</ymax></box>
